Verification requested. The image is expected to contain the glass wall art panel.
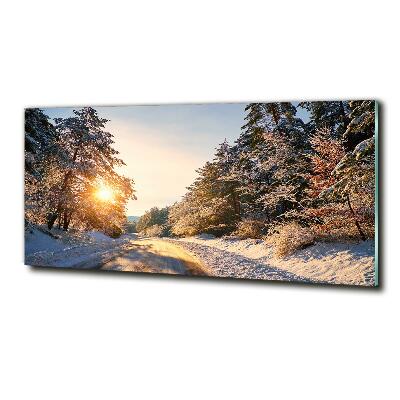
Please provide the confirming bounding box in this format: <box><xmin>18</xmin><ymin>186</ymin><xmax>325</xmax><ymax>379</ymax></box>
<box><xmin>24</xmin><ymin>101</ymin><xmax>378</xmax><ymax>286</ymax></box>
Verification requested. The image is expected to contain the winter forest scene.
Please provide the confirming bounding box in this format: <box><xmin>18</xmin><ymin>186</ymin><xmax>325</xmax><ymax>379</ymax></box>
<box><xmin>24</xmin><ymin>101</ymin><xmax>377</xmax><ymax>286</ymax></box>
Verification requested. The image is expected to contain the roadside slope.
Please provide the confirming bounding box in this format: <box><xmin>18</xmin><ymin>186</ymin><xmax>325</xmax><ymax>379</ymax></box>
<box><xmin>167</xmin><ymin>236</ymin><xmax>375</xmax><ymax>286</ymax></box>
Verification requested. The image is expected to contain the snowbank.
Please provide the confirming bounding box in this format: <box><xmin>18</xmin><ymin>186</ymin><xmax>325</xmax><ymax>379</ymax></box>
<box><xmin>170</xmin><ymin>236</ymin><xmax>375</xmax><ymax>286</ymax></box>
<box><xmin>86</xmin><ymin>231</ymin><xmax>115</xmax><ymax>242</ymax></box>
<box><xmin>25</xmin><ymin>227</ymin><xmax>133</xmax><ymax>269</ymax></box>
<box><xmin>25</xmin><ymin>228</ymin><xmax>66</xmax><ymax>254</ymax></box>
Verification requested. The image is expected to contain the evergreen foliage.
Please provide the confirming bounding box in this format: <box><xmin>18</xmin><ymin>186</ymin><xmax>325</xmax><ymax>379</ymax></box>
<box><xmin>169</xmin><ymin>100</ymin><xmax>376</xmax><ymax>241</ymax></box>
<box><xmin>137</xmin><ymin>206</ymin><xmax>169</xmax><ymax>231</ymax></box>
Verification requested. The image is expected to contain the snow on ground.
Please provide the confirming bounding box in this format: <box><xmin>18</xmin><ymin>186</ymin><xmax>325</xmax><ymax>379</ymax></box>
<box><xmin>25</xmin><ymin>226</ymin><xmax>375</xmax><ymax>286</ymax></box>
<box><xmin>168</xmin><ymin>235</ymin><xmax>375</xmax><ymax>286</ymax></box>
<box><xmin>25</xmin><ymin>227</ymin><xmax>133</xmax><ymax>269</ymax></box>
<box><xmin>85</xmin><ymin>231</ymin><xmax>115</xmax><ymax>242</ymax></box>
<box><xmin>25</xmin><ymin>228</ymin><xmax>66</xmax><ymax>254</ymax></box>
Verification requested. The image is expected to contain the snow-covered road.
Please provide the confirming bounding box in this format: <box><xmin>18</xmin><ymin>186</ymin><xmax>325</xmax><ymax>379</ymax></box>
<box><xmin>25</xmin><ymin>230</ymin><xmax>206</xmax><ymax>276</ymax></box>
<box><xmin>25</xmin><ymin>228</ymin><xmax>375</xmax><ymax>285</ymax></box>
<box><xmin>25</xmin><ymin>230</ymin><xmax>309</xmax><ymax>282</ymax></box>
<box><xmin>100</xmin><ymin>239</ymin><xmax>206</xmax><ymax>275</ymax></box>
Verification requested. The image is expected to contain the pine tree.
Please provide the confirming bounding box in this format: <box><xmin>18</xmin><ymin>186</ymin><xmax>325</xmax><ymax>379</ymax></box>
<box><xmin>25</xmin><ymin>109</ymin><xmax>58</xmax><ymax>225</ymax></box>
<box><xmin>236</xmin><ymin>102</ymin><xmax>309</xmax><ymax>221</ymax></box>
<box><xmin>298</xmin><ymin>101</ymin><xmax>350</xmax><ymax>139</ymax></box>
<box><xmin>231</xmin><ymin>110</ymin><xmax>267</xmax><ymax>218</ymax></box>
<box><xmin>169</xmin><ymin>141</ymin><xmax>240</xmax><ymax>236</ymax></box>
<box><xmin>342</xmin><ymin>100</ymin><xmax>375</xmax><ymax>150</ymax></box>
<box><xmin>259</xmin><ymin>131</ymin><xmax>309</xmax><ymax>220</ymax></box>
<box><xmin>25</xmin><ymin>108</ymin><xmax>57</xmax><ymax>175</ymax></box>
<box><xmin>214</xmin><ymin>139</ymin><xmax>242</xmax><ymax>218</ymax></box>
<box><xmin>136</xmin><ymin>207</ymin><xmax>169</xmax><ymax>233</ymax></box>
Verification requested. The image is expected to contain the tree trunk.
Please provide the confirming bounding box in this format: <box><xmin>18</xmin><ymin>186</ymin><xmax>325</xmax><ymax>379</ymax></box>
<box><xmin>232</xmin><ymin>190</ymin><xmax>241</xmax><ymax>218</ymax></box>
<box><xmin>346</xmin><ymin>193</ymin><xmax>366</xmax><ymax>241</ymax></box>
<box><xmin>62</xmin><ymin>210</ymin><xmax>71</xmax><ymax>231</ymax></box>
<box><xmin>340</xmin><ymin>101</ymin><xmax>348</xmax><ymax>126</ymax></box>
<box><xmin>47</xmin><ymin>212</ymin><xmax>58</xmax><ymax>230</ymax></box>
<box><xmin>66</xmin><ymin>215</ymin><xmax>72</xmax><ymax>231</ymax></box>
<box><xmin>265</xmin><ymin>210</ymin><xmax>271</xmax><ymax>224</ymax></box>
<box><xmin>47</xmin><ymin>146</ymin><xmax>80</xmax><ymax>230</ymax></box>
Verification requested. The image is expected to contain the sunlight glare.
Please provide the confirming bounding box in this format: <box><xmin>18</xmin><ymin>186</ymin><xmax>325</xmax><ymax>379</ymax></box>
<box><xmin>95</xmin><ymin>184</ymin><xmax>114</xmax><ymax>202</ymax></box>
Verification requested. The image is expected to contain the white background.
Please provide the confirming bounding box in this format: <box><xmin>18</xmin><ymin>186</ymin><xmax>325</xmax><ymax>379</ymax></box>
<box><xmin>0</xmin><ymin>1</ymin><xmax>398</xmax><ymax>399</ymax></box>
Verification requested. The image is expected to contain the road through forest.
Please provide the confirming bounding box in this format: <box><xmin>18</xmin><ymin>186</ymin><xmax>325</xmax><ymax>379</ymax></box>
<box><xmin>99</xmin><ymin>236</ymin><xmax>311</xmax><ymax>283</ymax></box>
<box><xmin>26</xmin><ymin>230</ymin><xmax>373</xmax><ymax>285</ymax></box>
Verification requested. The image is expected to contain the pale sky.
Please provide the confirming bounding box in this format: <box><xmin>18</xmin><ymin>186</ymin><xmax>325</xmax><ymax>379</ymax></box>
<box><xmin>44</xmin><ymin>103</ymin><xmax>246</xmax><ymax>216</ymax></box>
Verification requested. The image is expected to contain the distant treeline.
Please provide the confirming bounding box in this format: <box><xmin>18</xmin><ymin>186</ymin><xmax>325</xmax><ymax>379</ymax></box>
<box><xmin>137</xmin><ymin>101</ymin><xmax>375</xmax><ymax>251</ymax></box>
<box><xmin>25</xmin><ymin>107</ymin><xmax>135</xmax><ymax>237</ymax></box>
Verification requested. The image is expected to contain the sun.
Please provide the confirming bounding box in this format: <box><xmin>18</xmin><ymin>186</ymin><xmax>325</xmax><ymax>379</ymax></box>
<box><xmin>95</xmin><ymin>184</ymin><xmax>114</xmax><ymax>202</ymax></box>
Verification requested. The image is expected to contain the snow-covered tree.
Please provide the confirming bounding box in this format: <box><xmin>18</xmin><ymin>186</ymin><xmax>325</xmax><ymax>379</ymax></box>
<box><xmin>329</xmin><ymin>136</ymin><xmax>375</xmax><ymax>239</ymax></box>
<box><xmin>27</xmin><ymin>107</ymin><xmax>136</xmax><ymax>233</ymax></box>
<box><xmin>169</xmin><ymin>141</ymin><xmax>241</xmax><ymax>236</ymax></box>
<box><xmin>259</xmin><ymin>131</ymin><xmax>309</xmax><ymax>220</ymax></box>
<box><xmin>25</xmin><ymin>108</ymin><xmax>57</xmax><ymax>176</ymax></box>
<box><xmin>304</xmin><ymin>129</ymin><xmax>375</xmax><ymax>240</ymax></box>
<box><xmin>167</xmin><ymin>100</ymin><xmax>376</xmax><ymax>241</ymax></box>
<box><xmin>233</xmin><ymin>103</ymin><xmax>310</xmax><ymax>221</ymax></box>
<box><xmin>342</xmin><ymin>100</ymin><xmax>375</xmax><ymax>150</ymax></box>
<box><xmin>136</xmin><ymin>207</ymin><xmax>170</xmax><ymax>234</ymax></box>
<box><xmin>25</xmin><ymin>109</ymin><xmax>58</xmax><ymax>225</ymax></box>
<box><xmin>298</xmin><ymin>101</ymin><xmax>350</xmax><ymax>139</ymax></box>
<box><xmin>306</xmin><ymin>128</ymin><xmax>346</xmax><ymax>199</ymax></box>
